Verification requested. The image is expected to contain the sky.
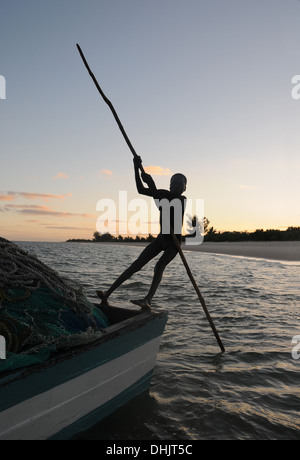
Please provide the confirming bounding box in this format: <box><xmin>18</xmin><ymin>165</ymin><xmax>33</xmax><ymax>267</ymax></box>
<box><xmin>1</xmin><ymin>0</ymin><xmax>300</xmax><ymax>242</ymax></box>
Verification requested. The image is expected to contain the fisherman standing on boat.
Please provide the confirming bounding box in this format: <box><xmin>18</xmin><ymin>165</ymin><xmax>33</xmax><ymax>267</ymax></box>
<box><xmin>97</xmin><ymin>155</ymin><xmax>187</xmax><ymax>309</ymax></box>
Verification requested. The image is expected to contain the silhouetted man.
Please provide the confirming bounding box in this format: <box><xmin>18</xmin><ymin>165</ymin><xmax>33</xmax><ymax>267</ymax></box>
<box><xmin>97</xmin><ymin>156</ymin><xmax>187</xmax><ymax>309</ymax></box>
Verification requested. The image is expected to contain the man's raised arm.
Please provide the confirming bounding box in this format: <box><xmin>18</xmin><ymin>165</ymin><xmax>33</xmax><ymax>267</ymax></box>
<box><xmin>134</xmin><ymin>156</ymin><xmax>157</xmax><ymax>196</ymax></box>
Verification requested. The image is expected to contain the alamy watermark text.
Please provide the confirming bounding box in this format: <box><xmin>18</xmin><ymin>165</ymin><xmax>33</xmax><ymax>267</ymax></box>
<box><xmin>291</xmin><ymin>335</ymin><xmax>300</xmax><ymax>360</ymax></box>
<box><xmin>0</xmin><ymin>75</ymin><xmax>6</xmax><ymax>99</ymax></box>
<box><xmin>0</xmin><ymin>335</ymin><xmax>6</xmax><ymax>359</ymax></box>
<box><xmin>292</xmin><ymin>75</ymin><xmax>300</xmax><ymax>100</ymax></box>
<box><xmin>96</xmin><ymin>191</ymin><xmax>204</xmax><ymax>245</ymax></box>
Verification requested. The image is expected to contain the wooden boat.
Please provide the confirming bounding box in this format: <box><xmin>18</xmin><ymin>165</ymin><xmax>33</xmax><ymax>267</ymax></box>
<box><xmin>0</xmin><ymin>303</ymin><xmax>168</xmax><ymax>440</ymax></box>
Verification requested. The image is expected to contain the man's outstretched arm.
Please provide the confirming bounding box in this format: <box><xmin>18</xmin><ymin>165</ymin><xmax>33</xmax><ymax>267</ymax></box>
<box><xmin>134</xmin><ymin>156</ymin><xmax>157</xmax><ymax>196</ymax></box>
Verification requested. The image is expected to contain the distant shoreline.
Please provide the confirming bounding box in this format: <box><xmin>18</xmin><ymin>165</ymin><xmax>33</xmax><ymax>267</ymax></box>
<box><xmin>181</xmin><ymin>241</ymin><xmax>300</xmax><ymax>262</ymax></box>
<box><xmin>67</xmin><ymin>240</ymin><xmax>300</xmax><ymax>262</ymax></box>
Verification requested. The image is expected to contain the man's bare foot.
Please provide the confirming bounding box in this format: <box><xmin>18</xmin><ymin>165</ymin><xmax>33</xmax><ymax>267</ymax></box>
<box><xmin>96</xmin><ymin>290</ymin><xmax>109</xmax><ymax>305</ymax></box>
<box><xmin>130</xmin><ymin>298</ymin><xmax>151</xmax><ymax>310</ymax></box>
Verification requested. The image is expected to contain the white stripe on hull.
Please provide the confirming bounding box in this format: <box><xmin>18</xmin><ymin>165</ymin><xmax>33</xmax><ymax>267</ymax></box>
<box><xmin>0</xmin><ymin>337</ymin><xmax>161</xmax><ymax>440</ymax></box>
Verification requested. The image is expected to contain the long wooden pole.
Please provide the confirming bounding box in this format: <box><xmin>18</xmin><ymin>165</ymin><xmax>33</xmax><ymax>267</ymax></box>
<box><xmin>76</xmin><ymin>43</ymin><xmax>225</xmax><ymax>352</ymax></box>
<box><xmin>76</xmin><ymin>44</ymin><xmax>145</xmax><ymax>174</ymax></box>
<box><xmin>170</xmin><ymin>230</ymin><xmax>225</xmax><ymax>352</ymax></box>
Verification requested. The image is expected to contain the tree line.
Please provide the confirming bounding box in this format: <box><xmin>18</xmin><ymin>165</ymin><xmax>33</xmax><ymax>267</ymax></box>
<box><xmin>203</xmin><ymin>226</ymin><xmax>300</xmax><ymax>242</ymax></box>
<box><xmin>67</xmin><ymin>216</ymin><xmax>300</xmax><ymax>243</ymax></box>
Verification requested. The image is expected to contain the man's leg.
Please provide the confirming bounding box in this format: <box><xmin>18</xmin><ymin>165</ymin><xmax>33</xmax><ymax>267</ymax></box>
<box><xmin>131</xmin><ymin>244</ymin><xmax>178</xmax><ymax>309</ymax></box>
<box><xmin>97</xmin><ymin>239</ymin><xmax>163</xmax><ymax>303</ymax></box>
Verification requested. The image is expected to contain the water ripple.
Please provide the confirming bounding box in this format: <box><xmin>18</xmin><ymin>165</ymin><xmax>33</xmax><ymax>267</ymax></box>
<box><xmin>18</xmin><ymin>242</ymin><xmax>300</xmax><ymax>440</ymax></box>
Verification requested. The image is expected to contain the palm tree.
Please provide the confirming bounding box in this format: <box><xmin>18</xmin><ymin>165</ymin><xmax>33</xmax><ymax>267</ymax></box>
<box><xmin>186</xmin><ymin>215</ymin><xmax>210</xmax><ymax>237</ymax></box>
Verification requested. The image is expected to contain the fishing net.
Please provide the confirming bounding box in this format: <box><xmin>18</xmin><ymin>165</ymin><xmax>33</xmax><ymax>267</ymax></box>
<box><xmin>0</xmin><ymin>237</ymin><xmax>110</xmax><ymax>373</ymax></box>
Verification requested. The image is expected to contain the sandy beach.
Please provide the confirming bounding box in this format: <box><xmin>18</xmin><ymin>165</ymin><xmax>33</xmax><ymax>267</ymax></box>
<box><xmin>111</xmin><ymin>241</ymin><xmax>300</xmax><ymax>262</ymax></box>
<box><xmin>181</xmin><ymin>241</ymin><xmax>300</xmax><ymax>262</ymax></box>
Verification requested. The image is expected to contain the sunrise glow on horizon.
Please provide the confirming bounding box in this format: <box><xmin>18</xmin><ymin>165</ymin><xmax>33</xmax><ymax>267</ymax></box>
<box><xmin>1</xmin><ymin>1</ymin><xmax>300</xmax><ymax>242</ymax></box>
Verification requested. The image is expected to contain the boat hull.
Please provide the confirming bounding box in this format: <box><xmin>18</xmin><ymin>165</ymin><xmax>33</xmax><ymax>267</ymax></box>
<box><xmin>0</xmin><ymin>305</ymin><xmax>168</xmax><ymax>440</ymax></box>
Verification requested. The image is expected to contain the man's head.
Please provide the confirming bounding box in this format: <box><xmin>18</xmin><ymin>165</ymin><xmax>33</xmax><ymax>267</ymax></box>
<box><xmin>169</xmin><ymin>173</ymin><xmax>187</xmax><ymax>195</ymax></box>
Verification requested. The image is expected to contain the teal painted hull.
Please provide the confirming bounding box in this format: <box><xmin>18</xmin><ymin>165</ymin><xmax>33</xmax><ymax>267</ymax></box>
<box><xmin>0</xmin><ymin>305</ymin><xmax>168</xmax><ymax>440</ymax></box>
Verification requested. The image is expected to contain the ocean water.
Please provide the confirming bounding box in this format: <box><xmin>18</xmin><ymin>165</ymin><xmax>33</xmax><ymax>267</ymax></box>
<box><xmin>18</xmin><ymin>241</ymin><xmax>300</xmax><ymax>440</ymax></box>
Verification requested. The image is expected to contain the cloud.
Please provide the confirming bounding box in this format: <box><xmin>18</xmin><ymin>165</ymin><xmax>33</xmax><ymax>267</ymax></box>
<box><xmin>44</xmin><ymin>226</ymin><xmax>94</xmax><ymax>231</ymax></box>
<box><xmin>2</xmin><ymin>204</ymin><xmax>95</xmax><ymax>218</ymax></box>
<box><xmin>1</xmin><ymin>191</ymin><xmax>72</xmax><ymax>201</ymax></box>
<box><xmin>100</xmin><ymin>169</ymin><xmax>113</xmax><ymax>176</ymax></box>
<box><xmin>25</xmin><ymin>219</ymin><xmax>43</xmax><ymax>223</ymax></box>
<box><xmin>0</xmin><ymin>194</ymin><xmax>15</xmax><ymax>201</ymax></box>
<box><xmin>52</xmin><ymin>172</ymin><xmax>69</xmax><ymax>180</ymax></box>
<box><xmin>144</xmin><ymin>165</ymin><xmax>172</xmax><ymax>176</ymax></box>
<box><xmin>5</xmin><ymin>204</ymin><xmax>54</xmax><ymax>211</ymax></box>
<box><xmin>19</xmin><ymin>209</ymin><xmax>95</xmax><ymax>219</ymax></box>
